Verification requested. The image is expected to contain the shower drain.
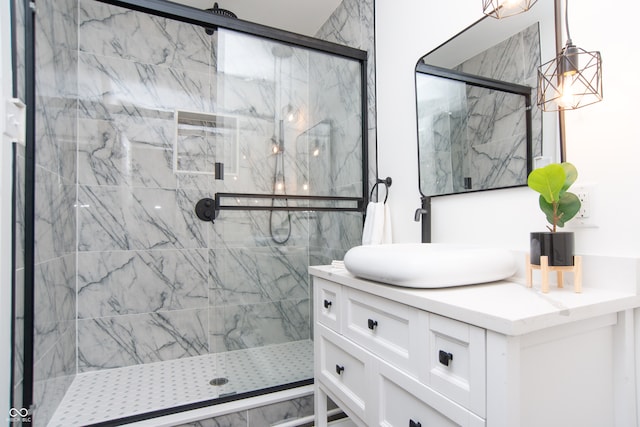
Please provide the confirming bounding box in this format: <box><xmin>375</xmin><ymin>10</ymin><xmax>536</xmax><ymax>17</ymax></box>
<box><xmin>209</xmin><ymin>377</ymin><xmax>229</xmax><ymax>386</ymax></box>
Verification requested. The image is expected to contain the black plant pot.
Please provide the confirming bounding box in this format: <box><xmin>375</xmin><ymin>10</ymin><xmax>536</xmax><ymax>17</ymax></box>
<box><xmin>530</xmin><ymin>232</ymin><xmax>575</xmax><ymax>266</ymax></box>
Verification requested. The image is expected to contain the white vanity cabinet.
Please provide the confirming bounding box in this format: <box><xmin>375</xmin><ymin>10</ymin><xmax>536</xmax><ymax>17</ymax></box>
<box><xmin>311</xmin><ymin>266</ymin><xmax>640</xmax><ymax>427</ymax></box>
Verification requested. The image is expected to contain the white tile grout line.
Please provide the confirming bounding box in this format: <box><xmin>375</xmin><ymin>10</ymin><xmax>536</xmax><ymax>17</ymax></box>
<box><xmin>48</xmin><ymin>340</ymin><xmax>313</xmax><ymax>427</ymax></box>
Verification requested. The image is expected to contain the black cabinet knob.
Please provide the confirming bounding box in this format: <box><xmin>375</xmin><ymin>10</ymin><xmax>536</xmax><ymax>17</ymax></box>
<box><xmin>335</xmin><ymin>364</ymin><xmax>345</xmax><ymax>375</ymax></box>
<box><xmin>367</xmin><ymin>318</ymin><xmax>378</xmax><ymax>330</ymax></box>
<box><xmin>409</xmin><ymin>420</ymin><xmax>422</xmax><ymax>427</ymax></box>
<box><xmin>323</xmin><ymin>300</ymin><xmax>332</xmax><ymax>309</ymax></box>
<box><xmin>439</xmin><ymin>350</ymin><xmax>453</xmax><ymax>366</ymax></box>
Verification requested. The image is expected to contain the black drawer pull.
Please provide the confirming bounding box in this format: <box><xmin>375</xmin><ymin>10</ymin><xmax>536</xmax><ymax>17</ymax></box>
<box><xmin>439</xmin><ymin>350</ymin><xmax>453</xmax><ymax>366</ymax></box>
<box><xmin>335</xmin><ymin>364</ymin><xmax>345</xmax><ymax>375</ymax></box>
<box><xmin>367</xmin><ymin>318</ymin><xmax>378</xmax><ymax>330</ymax></box>
<box><xmin>409</xmin><ymin>420</ymin><xmax>422</xmax><ymax>427</ymax></box>
<box><xmin>323</xmin><ymin>299</ymin><xmax>332</xmax><ymax>309</ymax></box>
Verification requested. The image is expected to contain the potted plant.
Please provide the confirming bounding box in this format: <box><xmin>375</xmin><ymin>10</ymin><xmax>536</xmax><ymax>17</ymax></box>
<box><xmin>527</xmin><ymin>162</ymin><xmax>582</xmax><ymax>266</ymax></box>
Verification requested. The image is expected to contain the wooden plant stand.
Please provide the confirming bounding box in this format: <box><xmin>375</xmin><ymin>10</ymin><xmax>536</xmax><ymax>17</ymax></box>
<box><xmin>526</xmin><ymin>254</ymin><xmax>583</xmax><ymax>293</ymax></box>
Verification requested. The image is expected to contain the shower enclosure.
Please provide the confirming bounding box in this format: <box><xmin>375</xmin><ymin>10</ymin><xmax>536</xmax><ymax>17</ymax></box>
<box><xmin>11</xmin><ymin>0</ymin><xmax>368</xmax><ymax>425</ymax></box>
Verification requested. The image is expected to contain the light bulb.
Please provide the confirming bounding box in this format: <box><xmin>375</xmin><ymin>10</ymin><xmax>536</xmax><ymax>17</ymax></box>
<box><xmin>282</xmin><ymin>104</ymin><xmax>299</xmax><ymax>123</ymax></box>
<box><xmin>558</xmin><ymin>72</ymin><xmax>578</xmax><ymax>109</ymax></box>
<box><xmin>303</xmin><ymin>183</ymin><xmax>309</xmax><ymax>191</ymax></box>
<box><xmin>276</xmin><ymin>181</ymin><xmax>284</xmax><ymax>191</ymax></box>
<box><xmin>500</xmin><ymin>0</ymin><xmax>519</xmax><ymax>8</ymax></box>
<box><xmin>313</xmin><ymin>147</ymin><xmax>320</xmax><ymax>157</ymax></box>
<box><xmin>272</xmin><ymin>144</ymin><xmax>280</xmax><ymax>154</ymax></box>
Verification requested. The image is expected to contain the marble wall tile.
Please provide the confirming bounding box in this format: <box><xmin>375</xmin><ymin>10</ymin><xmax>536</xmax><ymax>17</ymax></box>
<box><xmin>78</xmin><ymin>249</ymin><xmax>208</xmax><ymax>318</ymax></box>
<box><xmin>309</xmin><ymin>212</ymin><xmax>362</xmax><ymax>256</ymax></box>
<box><xmin>35</xmin><ymin>0</ymin><xmax>78</xmax><ymax>96</ymax></box>
<box><xmin>34</xmin><ymin>166</ymin><xmax>76</xmax><ymax>264</ymax></box>
<box><xmin>12</xmin><ymin>267</ymin><xmax>25</xmax><ymax>405</ymax></box>
<box><xmin>31</xmin><ymin>1</ymin><xmax>78</xmax><ymax>425</ymax></box>
<box><xmin>210</xmin><ymin>247</ymin><xmax>309</xmax><ymax>307</ymax></box>
<box><xmin>420</xmin><ymin>150</ymin><xmax>454</xmax><ymax>195</ymax></box>
<box><xmin>33</xmin><ymin>254</ymin><xmax>76</xmax><ymax>363</ymax></box>
<box><xmin>316</xmin><ymin>0</ymin><xmax>375</xmax><ymax>201</ymax></box>
<box><xmin>77</xmin><ymin>185</ymin><xmax>208</xmax><ymax>251</ymax></box>
<box><xmin>13</xmin><ymin>0</ymin><xmax>26</xmax><ymax>101</ymax></box>
<box><xmin>13</xmin><ymin>145</ymin><xmax>25</xmax><ymax>271</ymax></box>
<box><xmin>210</xmin><ymin>299</ymin><xmax>310</xmax><ymax>352</ymax></box>
<box><xmin>32</xmin><ymin>326</ymin><xmax>76</xmax><ymax>427</ymax></box>
<box><xmin>78</xmin><ymin>52</ymin><xmax>211</xmax><ymax>114</ymax></box>
<box><xmin>79</xmin><ymin>0</ymin><xmax>211</xmax><ymax>74</ymax></box>
<box><xmin>466</xmin><ymin>88</ymin><xmax>526</xmax><ymax>145</ymax></box>
<box><xmin>210</xmin><ymin>211</ymin><xmax>311</xmax><ymax>249</ymax></box>
<box><xmin>455</xmin><ymin>23</ymin><xmax>543</xmax><ymax>161</ymax></box>
<box><xmin>35</xmin><ymin>95</ymin><xmax>78</xmax><ymax>184</ymax></box>
<box><xmin>78</xmin><ymin>309</ymin><xmax>208</xmax><ymax>372</ymax></box>
<box><xmin>78</xmin><ymin>112</ymin><xmax>176</xmax><ymax>188</ymax></box>
<box><xmin>469</xmin><ymin>135</ymin><xmax>527</xmax><ymax>189</ymax></box>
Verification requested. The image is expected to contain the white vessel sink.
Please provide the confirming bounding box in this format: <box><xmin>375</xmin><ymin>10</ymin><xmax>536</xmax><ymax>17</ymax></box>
<box><xmin>343</xmin><ymin>243</ymin><xmax>517</xmax><ymax>288</ymax></box>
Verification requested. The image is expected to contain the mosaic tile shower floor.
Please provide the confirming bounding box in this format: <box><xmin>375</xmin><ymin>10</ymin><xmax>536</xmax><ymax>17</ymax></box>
<box><xmin>48</xmin><ymin>340</ymin><xmax>313</xmax><ymax>427</ymax></box>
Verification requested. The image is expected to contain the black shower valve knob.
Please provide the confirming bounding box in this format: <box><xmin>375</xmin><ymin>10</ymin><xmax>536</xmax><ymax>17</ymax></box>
<box><xmin>195</xmin><ymin>198</ymin><xmax>217</xmax><ymax>222</ymax></box>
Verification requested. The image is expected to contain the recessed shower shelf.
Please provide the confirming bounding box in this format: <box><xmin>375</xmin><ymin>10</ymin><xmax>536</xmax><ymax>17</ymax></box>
<box><xmin>195</xmin><ymin>193</ymin><xmax>365</xmax><ymax>222</ymax></box>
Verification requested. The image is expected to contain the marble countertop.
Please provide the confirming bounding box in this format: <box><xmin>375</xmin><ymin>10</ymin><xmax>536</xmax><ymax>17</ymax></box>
<box><xmin>309</xmin><ymin>265</ymin><xmax>640</xmax><ymax>336</ymax></box>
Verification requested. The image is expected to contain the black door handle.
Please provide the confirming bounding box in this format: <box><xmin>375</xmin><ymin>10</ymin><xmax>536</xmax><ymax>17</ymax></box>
<box><xmin>323</xmin><ymin>299</ymin><xmax>332</xmax><ymax>309</ymax></box>
<box><xmin>335</xmin><ymin>364</ymin><xmax>345</xmax><ymax>375</ymax></box>
<box><xmin>409</xmin><ymin>420</ymin><xmax>422</xmax><ymax>427</ymax></box>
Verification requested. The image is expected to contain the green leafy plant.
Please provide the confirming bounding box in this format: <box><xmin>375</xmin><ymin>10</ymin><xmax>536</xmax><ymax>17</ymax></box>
<box><xmin>527</xmin><ymin>162</ymin><xmax>582</xmax><ymax>232</ymax></box>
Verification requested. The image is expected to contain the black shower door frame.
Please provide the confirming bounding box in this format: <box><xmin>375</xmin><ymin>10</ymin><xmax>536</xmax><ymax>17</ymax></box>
<box><xmin>17</xmin><ymin>0</ymin><xmax>369</xmax><ymax>424</ymax></box>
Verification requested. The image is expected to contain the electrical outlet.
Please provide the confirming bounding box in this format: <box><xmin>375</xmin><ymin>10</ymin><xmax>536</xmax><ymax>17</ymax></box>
<box><xmin>568</xmin><ymin>185</ymin><xmax>597</xmax><ymax>228</ymax></box>
<box><xmin>575</xmin><ymin>188</ymin><xmax>590</xmax><ymax>218</ymax></box>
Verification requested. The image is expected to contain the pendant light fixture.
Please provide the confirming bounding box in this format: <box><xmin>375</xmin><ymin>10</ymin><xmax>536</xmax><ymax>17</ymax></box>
<box><xmin>537</xmin><ymin>0</ymin><xmax>602</xmax><ymax>111</ymax></box>
<box><xmin>482</xmin><ymin>0</ymin><xmax>538</xmax><ymax>19</ymax></box>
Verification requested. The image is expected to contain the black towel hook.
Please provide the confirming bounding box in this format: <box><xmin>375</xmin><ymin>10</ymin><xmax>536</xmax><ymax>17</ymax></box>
<box><xmin>369</xmin><ymin>177</ymin><xmax>392</xmax><ymax>203</ymax></box>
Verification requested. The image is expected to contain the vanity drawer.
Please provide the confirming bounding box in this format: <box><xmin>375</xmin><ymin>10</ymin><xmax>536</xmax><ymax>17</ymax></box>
<box><xmin>314</xmin><ymin>277</ymin><xmax>342</xmax><ymax>332</ymax></box>
<box><xmin>427</xmin><ymin>313</ymin><xmax>486</xmax><ymax>417</ymax></box>
<box><xmin>316</xmin><ymin>324</ymin><xmax>372</xmax><ymax>422</ymax></box>
<box><xmin>343</xmin><ymin>287</ymin><xmax>424</xmax><ymax>377</ymax></box>
<box><xmin>378</xmin><ymin>361</ymin><xmax>485</xmax><ymax>427</ymax></box>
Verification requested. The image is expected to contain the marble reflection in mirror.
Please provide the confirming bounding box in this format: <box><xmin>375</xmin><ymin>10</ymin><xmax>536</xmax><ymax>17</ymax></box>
<box><xmin>416</xmin><ymin>1</ymin><xmax>559</xmax><ymax>197</ymax></box>
<box><xmin>417</xmin><ymin>68</ymin><xmax>532</xmax><ymax>195</ymax></box>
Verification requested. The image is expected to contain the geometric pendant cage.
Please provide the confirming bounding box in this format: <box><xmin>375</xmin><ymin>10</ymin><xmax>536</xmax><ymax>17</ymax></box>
<box><xmin>482</xmin><ymin>0</ymin><xmax>539</xmax><ymax>19</ymax></box>
<box><xmin>536</xmin><ymin>0</ymin><xmax>603</xmax><ymax>111</ymax></box>
<box><xmin>537</xmin><ymin>44</ymin><xmax>603</xmax><ymax>111</ymax></box>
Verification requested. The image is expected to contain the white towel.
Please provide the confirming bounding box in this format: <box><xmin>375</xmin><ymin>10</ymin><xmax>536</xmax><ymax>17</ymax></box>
<box><xmin>362</xmin><ymin>202</ymin><xmax>392</xmax><ymax>245</ymax></box>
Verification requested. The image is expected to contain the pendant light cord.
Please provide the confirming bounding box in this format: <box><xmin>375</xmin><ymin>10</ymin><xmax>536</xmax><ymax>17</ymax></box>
<box><xmin>564</xmin><ymin>0</ymin><xmax>572</xmax><ymax>45</ymax></box>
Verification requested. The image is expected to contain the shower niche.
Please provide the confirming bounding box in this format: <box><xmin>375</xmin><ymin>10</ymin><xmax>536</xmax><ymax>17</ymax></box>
<box><xmin>174</xmin><ymin>110</ymin><xmax>239</xmax><ymax>177</ymax></box>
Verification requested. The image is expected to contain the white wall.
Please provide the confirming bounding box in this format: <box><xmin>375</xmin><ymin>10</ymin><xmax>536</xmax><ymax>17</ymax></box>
<box><xmin>375</xmin><ymin>0</ymin><xmax>640</xmax><ymax>258</ymax></box>
<box><xmin>376</xmin><ymin>2</ymin><xmax>640</xmax><ymax>423</ymax></box>
<box><xmin>1</xmin><ymin>0</ymin><xmax>14</xmax><ymax>420</ymax></box>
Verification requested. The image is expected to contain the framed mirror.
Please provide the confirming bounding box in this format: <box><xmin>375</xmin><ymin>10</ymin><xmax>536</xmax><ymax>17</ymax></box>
<box><xmin>415</xmin><ymin>2</ymin><xmax>559</xmax><ymax>197</ymax></box>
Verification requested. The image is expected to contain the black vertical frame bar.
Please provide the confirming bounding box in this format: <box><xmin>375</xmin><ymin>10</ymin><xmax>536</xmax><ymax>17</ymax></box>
<box><xmin>9</xmin><ymin>0</ymin><xmax>18</xmax><ymax>412</ymax></box>
<box><xmin>361</xmin><ymin>56</ymin><xmax>369</xmax><ymax>208</ymax></box>
<box><xmin>22</xmin><ymin>0</ymin><xmax>36</xmax><ymax>415</ymax></box>
<box><xmin>10</xmin><ymin>143</ymin><xmax>17</xmax><ymax>411</ymax></box>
